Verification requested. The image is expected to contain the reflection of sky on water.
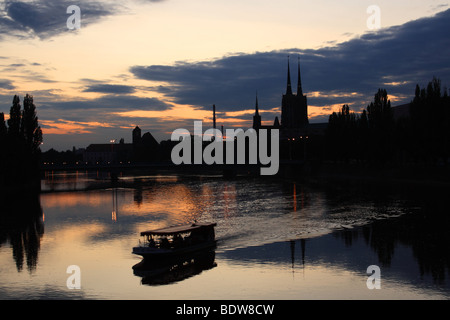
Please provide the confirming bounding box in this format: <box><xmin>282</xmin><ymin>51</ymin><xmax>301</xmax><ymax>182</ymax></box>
<box><xmin>220</xmin><ymin>231</ymin><xmax>450</xmax><ymax>299</ymax></box>
<box><xmin>0</xmin><ymin>172</ymin><xmax>449</xmax><ymax>299</ymax></box>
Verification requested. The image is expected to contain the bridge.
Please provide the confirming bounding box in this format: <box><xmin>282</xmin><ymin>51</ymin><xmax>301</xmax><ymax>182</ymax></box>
<box><xmin>40</xmin><ymin>160</ymin><xmax>306</xmax><ymax>178</ymax></box>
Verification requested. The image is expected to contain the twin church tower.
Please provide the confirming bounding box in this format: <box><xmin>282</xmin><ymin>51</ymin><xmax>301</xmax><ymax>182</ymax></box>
<box><xmin>253</xmin><ymin>56</ymin><xmax>309</xmax><ymax>139</ymax></box>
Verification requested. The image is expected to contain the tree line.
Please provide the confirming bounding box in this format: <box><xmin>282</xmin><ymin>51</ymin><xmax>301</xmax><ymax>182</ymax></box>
<box><xmin>0</xmin><ymin>95</ymin><xmax>43</xmax><ymax>189</ymax></box>
<box><xmin>326</xmin><ymin>78</ymin><xmax>450</xmax><ymax>166</ymax></box>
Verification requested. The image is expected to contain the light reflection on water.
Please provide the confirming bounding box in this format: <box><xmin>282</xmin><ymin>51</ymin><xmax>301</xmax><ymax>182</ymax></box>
<box><xmin>0</xmin><ymin>171</ymin><xmax>449</xmax><ymax>299</ymax></box>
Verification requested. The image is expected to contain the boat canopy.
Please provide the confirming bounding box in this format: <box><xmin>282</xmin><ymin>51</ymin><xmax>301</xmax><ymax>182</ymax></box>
<box><xmin>140</xmin><ymin>222</ymin><xmax>216</xmax><ymax>237</ymax></box>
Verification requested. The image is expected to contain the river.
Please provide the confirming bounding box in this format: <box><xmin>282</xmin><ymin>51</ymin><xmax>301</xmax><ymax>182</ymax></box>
<box><xmin>0</xmin><ymin>170</ymin><xmax>449</xmax><ymax>299</ymax></box>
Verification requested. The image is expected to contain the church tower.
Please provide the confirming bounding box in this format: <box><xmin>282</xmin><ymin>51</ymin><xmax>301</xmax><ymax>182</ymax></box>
<box><xmin>251</xmin><ymin>56</ymin><xmax>308</xmax><ymax>138</ymax></box>
<box><xmin>132</xmin><ymin>126</ymin><xmax>141</xmax><ymax>145</ymax></box>
<box><xmin>253</xmin><ymin>93</ymin><xmax>262</xmax><ymax>130</ymax></box>
<box><xmin>281</xmin><ymin>56</ymin><xmax>308</xmax><ymax>131</ymax></box>
<box><xmin>296</xmin><ymin>56</ymin><xmax>308</xmax><ymax>127</ymax></box>
<box><xmin>213</xmin><ymin>104</ymin><xmax>217</xmax><ymax>129</ymax></box>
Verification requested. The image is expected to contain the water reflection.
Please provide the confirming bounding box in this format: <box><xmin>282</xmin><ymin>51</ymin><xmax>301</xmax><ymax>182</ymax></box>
<box><xmin>1</xmin><ymin>171</ymin><xmax>449</xmax><ymax>299</ymax></box>
<box><xmin>112</xmin><ymin>187</ymin><xmax>118</xmax><ymax>222</ymax></box>
<box><xmin>132</xmin><ymin>250</ymin><xmax>217</xmax><ymax>286</ymax></box>
<box><xmin>354</xmin><ymin>212</ymin><xmax>450</xmax><ymax>285</ymax></box>
<box><xmin>218</xmin><ymin>184</ymin><xmax>450</xmax><ymax>295</ymax></box>
<box><xmin>332</xmin><ymin>183</ymin><xmax>450</xmax><ymax>286</ymax></box>
<box><xmin>0</xmin><ymin>193</ymin><xmax>44</xmax><ymax>273</ymax></box>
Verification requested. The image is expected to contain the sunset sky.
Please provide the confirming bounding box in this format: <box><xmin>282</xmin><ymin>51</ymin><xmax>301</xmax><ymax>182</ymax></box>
<box><xmin>1</xmin><ymin>0</ymin><xmax>450</xmax><ymax>151</ymax></box>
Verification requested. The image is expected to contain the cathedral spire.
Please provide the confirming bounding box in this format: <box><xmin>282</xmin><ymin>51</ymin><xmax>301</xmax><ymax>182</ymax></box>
<box><xmin>213</xmin><ymin>104</ymin><xmax>216</xmax><ymax>129</ymax></box>
<box><xmin>253</xmin><ymin>92</ymin><xmax>261</xmax><ymax>129</ymax></box>
<box><xmin>286</xmin><ymin>56</ymin><xmax>293</xmax><ymax>96</ymax></box>
<box><xmin>255</xmin><ymin>92</ymin><xmax>259</xmax><ymax>115</ymax></box>
<box><xmin>297</xmin><ymin>56</ymin><xmax>303</xmax><ymax>96</ymax></box>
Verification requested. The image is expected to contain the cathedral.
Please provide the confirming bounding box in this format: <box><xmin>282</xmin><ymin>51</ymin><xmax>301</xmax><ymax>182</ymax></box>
<box><xmin>253</xmin><ymin>57</ymin><xmax>309</xmax><ymax>140</ymax></box>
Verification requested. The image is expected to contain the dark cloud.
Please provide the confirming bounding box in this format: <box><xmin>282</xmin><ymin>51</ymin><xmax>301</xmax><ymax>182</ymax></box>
<box><xmin>38</xmin><ymin>94</ymin><xmax>171</xmax><ymax>117</ymax></box>
<box><xmin>8</xmin><ymin>63</ymin><xmax>25</xmax><ymax>67</ymax></box>
<box><xmin>130</xmin><ymin>52</ymin><xmax>286</xmax><ymax>111</ymax></box>
<box><xmin>0</xmin><ymin>91</ymin><xmax>168</xmax><ymax>120</ymax></box>
<box><xmin>0</xmin><ymin>0</ymin><xmax>119</xmax><ymax>39</ymax></box>
<box><xmin>0</xmin><ymin>0</ymin><xmax>168</xmax><ymax>40</ymax></box>
<box><xmin>0</xmin><ymin>79</ymin><xmax>15</xmax><ymax>90</ymax></box>
<box><xmin>83</xmin><ymin>84</ymin><xmax>136</xmax><ymax>94</ymax></box>
<box><xmin>130</xmin><ymin>9</ymin><xmax>450</xmax><ymax>113</ymax></box>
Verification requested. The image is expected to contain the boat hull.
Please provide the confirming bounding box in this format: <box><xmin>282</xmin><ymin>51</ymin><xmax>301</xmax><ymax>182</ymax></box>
<box><xmin>132</xmin><ymin>240</ymin><xmax>217</xmax><ymax>260</ymax></box>
<box><xmin>132</xmin><ymin>249</ymin><xmax>217</xmax><ymax>285</ymax></box>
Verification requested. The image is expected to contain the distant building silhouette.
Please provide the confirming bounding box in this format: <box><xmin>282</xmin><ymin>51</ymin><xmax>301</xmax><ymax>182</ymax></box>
<box><xmin>281</xmin><ymin>56</ymin><xmax>308</xmax><ymax>130</ymax></box>
<box><xmin>81</xmin><ymin>126</ymin><xmax>160</xmax><ymax>164</ymax></box>
<box><xmin>253</xmin><ymin>56</ymin><xmax>319</xmax><ymax>140</ymax></box>
<box><xmin>252</xmin><ymin>94</ymin><xmax>262</xmax><ymax>129</ymax></box>
<box><xmin>141</xmin><ymin>132</ymin><xmax>159</xmax><ymax>150</ymax></box>
<box><xmin>133</xmin><ymin>126</ymin><xmax>142</xmax><ymax>145</ymax></box>
<box><xmin>132</xmin><ymin>127</ymin><xmax>160</xmax><ymax>162</ymax></box>
<box><xmin>253</xmin><ymin>93</ymin><xmax>281</xmax><ymax>131</ymax></box>
<box><xmin>84</xmin><ymin>141</ymin><xmax>132</xmax><ymax>164</ymax></box>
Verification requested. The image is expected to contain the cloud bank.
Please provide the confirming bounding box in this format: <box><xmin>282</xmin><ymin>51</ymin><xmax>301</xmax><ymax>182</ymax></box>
<box><xmin>131</xmin><ymin>9</ymin><xmax>450</xmax><ymax>114</ymax></box>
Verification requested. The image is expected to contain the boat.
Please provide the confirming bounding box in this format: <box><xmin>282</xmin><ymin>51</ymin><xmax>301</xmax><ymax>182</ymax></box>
<box><xmin>132</xmin><ymin>222</ymin><xmax>217</xmax><ymax>260</ymax></box>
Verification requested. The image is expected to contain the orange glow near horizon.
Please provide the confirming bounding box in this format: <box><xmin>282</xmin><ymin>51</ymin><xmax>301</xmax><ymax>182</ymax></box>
<box><xmin>308</xmin><ymin>91</ymin><xmax>363</xmax><ymax>99</ymax></box>
<box><xmin>223</xmin><ymin>109</ymin><xmax>254</xmax><ymax>117</ymax></box>
<box><xmin>114</xmin><ymin>104</ymin><xmax>211</xmax><ymax>122</ymax></box>
<box><xmin>40</xmin><ymin>119</ymin><xmax>114</xmax><ymax>135</ymax></box>
<box><xmin>41</xmin><ymin>191</ymin><xmax>111</xmax><ymax>209</ymax></box>
<box><xmin>41</xmin><ymin>180</ymin><xmax>208</xmax><ymax>223</ymax></box>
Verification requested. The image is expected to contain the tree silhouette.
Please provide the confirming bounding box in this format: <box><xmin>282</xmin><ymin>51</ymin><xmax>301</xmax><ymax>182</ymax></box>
<box><xmin>410</xmin><ymin>77</ymin><xmax>450</xmax><ymax>164</ymax></box>
<box><xmin>367</xmin><ymin>89</ymin><xmax>392</xmax><ymax>129</ymax></box>
<box><xmin>325</xmin><ymin>79</ymin><xmax>450</xmax><ymax>167</ymax></box>
<box><xmin>7</xmin><ymin>95</ymin><xmax>22</xmax><ymax>138</ymax></box>
<box><xmin>0</xmin><ymin>95</ymin><xmax>43</xmax><ymax>190</ymax></box>
<box><xmin>0</xmin><ymin>112</ymin><xmax>7</xmax><ymax>138</ymax></box>
<box><xmin>21</xmin><ymin>94</ymin><xmax>43</xmax><ymax>155</ymax></box>
<box><xmin>0</xmin><ymin>113</ymin><xmax>6</xmax><ymax>186</ymax></box>
<box><xmin>357</xmin><ymin>109</ymin><xmax>369</xmax><ymax>161</ymax></box>
<box><xmin>366</xmin><ymin>89</ymin><xmax>394</xmax><ymax>164</ymax></box>
<box><xmin>326</xmin><ymin>105</ymin><xmax>359</xmax><ymax>162</ymax></box>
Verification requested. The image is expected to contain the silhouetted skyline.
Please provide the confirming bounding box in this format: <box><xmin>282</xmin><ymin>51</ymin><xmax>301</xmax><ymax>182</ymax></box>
<box><xmin>0</xmin><ymin>2</ymin><xmax>449</xmax><ymax>151</ymax></box>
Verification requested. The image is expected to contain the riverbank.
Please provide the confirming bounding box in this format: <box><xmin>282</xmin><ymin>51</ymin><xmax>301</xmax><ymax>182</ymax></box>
<box><xmin>32</xmin><ymin>161</ymin><xmax>450</xmax><ymax>194</ymax></box>
<box><xmin>300</xmin><ymin>162</ymin><xmax>450</xmax><ymax>188</ymax></box>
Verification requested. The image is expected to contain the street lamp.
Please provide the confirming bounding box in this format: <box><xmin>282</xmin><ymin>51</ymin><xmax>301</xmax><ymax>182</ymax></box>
<box><xmin>110</xmin><ymin>139</ymin><xmax>116</xmax><ymax>164</ymax></box>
